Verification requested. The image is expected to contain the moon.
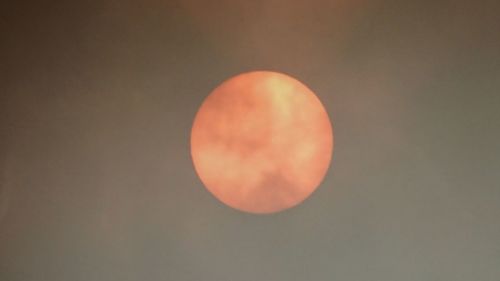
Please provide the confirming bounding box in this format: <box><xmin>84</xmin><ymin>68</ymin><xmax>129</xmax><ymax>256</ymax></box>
<box><xmin>190</xmin><ymin>71</ymin><xmax>333</xmax><ymax>214</ymax></box>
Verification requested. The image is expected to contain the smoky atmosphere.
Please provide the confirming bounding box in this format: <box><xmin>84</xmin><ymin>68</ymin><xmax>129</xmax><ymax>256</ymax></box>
<box><xmin>1</xmin><ymin>1</ymin><xmax>500</xmax><ymax>280</ymax></box>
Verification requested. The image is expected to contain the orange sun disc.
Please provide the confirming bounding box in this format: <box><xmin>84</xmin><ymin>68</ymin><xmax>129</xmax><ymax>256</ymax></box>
<box><xmin>190</xmin><ymin>71</ymin><xmax>334</xmax><ymax>214</ymax></box>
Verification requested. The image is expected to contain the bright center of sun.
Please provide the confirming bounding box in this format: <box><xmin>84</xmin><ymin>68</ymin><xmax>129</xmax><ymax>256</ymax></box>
<box><xmin>190</xmin><ymin>71</ymin><xmax>334</xmax><ymax>214</ymax></box>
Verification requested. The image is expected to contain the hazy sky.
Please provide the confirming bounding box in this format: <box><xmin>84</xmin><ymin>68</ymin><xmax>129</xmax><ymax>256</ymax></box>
<box><xmin>1</xmin><ymin>1</ymin><xmax>500</xmax><ymax>280</ymax></box>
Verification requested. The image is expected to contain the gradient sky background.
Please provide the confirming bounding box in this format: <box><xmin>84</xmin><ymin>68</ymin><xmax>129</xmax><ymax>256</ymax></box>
<box><xmin>1</xmin><ymin>1</ymin><xmax>500</xmax><ymax>280</ymax></box>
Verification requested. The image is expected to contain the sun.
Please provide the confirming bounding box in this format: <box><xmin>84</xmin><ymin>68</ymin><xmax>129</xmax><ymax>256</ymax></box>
<box><xmin>191</xmin><ymin>71</ymin><xmax>333</xmax><ymax>214</ymax></box>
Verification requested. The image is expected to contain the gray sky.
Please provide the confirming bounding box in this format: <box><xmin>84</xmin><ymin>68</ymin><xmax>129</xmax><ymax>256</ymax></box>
<box><xmin>1</xmin><ymin>1</ymin><xmax>500</xmax><ymax>280</ymax></box>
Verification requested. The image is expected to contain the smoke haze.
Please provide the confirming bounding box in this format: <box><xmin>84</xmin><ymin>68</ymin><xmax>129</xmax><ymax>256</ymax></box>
<box><xmin>1</xmin><ymin>0</ymin><xmax>500</xmax><ymax>280</ymax></box>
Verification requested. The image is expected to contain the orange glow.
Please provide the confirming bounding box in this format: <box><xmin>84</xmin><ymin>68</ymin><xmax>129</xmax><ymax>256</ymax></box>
<box><xmin>191</xmin><ymin>71</ymin><xmax>333</xmax><ymax>214</ymax></box>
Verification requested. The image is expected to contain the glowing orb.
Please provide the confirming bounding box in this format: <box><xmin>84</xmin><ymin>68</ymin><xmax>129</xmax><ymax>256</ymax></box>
<box><xmin>191</xmin><ymin>71</ymin><xmax>333</xmax><ymax>214</ymax></box>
